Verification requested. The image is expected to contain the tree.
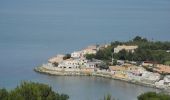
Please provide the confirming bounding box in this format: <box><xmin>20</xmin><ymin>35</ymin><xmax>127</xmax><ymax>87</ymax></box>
<box><xmin>0</xmin><ymin>81</ymin><xmax>69</xmax><ymax>100</ymax></box>
<box><xmin>133</xmin><ymin>36</ymin><xmax>148</xmax><ymax>42</ymax></box>
<box><xmin>0</xmin><ymin>88</ymin><xmax>8</xmax><ymax>100</ymax></box>
<box><xmin>119</xmin><ymin>49</ymin><xmax>128</xmax><ymax>60</ymax></box>
<box><xmin>85</xmin><ymin>54</ymin><xmax>96</xmax><ymax>60</ymax></box>
<box><xmin>97</xmin><ymin>62</ymin><xmax>109</xmax><ymax>69</ymax></box>
<box><xmin>133</xmin><ymin>36</ymin><xmax>142</xmax><ymax>41</ymax></box>
<box><xmin>63</xmin><ymin>54</ymin><xmax>71</xmax><ymax>60</ymax></box>
<box><xmin>112</xmin><ymin>59</ymin><xmax>117</xmax><ymax>66</ymax></box>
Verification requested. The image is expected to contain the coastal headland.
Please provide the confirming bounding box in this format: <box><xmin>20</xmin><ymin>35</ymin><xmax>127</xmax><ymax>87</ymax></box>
<box><xmin>34</xmin><ymin>36</ymin><xmax>170</xmax><ymax>94</ymax></box>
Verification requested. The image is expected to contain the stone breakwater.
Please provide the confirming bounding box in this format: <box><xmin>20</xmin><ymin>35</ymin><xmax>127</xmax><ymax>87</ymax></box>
<box><xmin>34</xmin><ymin>66</ymin><xmax>170</xmax><ymax>94</ymax></box>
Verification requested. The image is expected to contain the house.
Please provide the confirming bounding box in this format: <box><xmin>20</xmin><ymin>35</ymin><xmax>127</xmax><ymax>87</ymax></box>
<box><xmin>71</xmin><ymin>51</ymin><xmax>82</xmax><ymax>58</ymax></box>
<box><xmin>155</xmin><ymin>80</ymin><xmax>165</xmax><ymax>86</ymax></box>
<box><xmin>164</xmin><ymin>75</ymin><xmax>170</xmax><ymax>85</ymax></box>
<box><xmin>81</xmin><ymin>45</ymin><xmax>97</xmax><ymax>55</ymax></box>
<box><xmin>109</xmin><ymin>66</ymin><xmax>128</xmax><ymax>79</ymax></box>
<box><xmin>117</xmin><ymin>60</ymin><xmax>125</xmax><ymax>65</ymax></box>
<box><xmin>79</xmin><ymin>58</ymin><xmax>103</xmax><ymax>72</ymax></box>
<box><xmin>57</xmin><ymin>57</ymin><xmax>101</xmax><ymax>70</ymax></box>
<box><xmin>74</xmin><ymin>57</ymin><xmax>88</xmax><ymax>66</ymax></box>
<box><xmin>119</xmin><ymin>64</ymin><xmax>145</xmax><ymax>80</ymax></box>
<box><xmin>141</xmin><ymin>71</ymin><xmax>160</xmax><ymax>82</ymax></box>
<box><xmin>81</xmin><ymin>48</ymin><xmax>97</xmax><ymax>55</ymax></box>
<box><xmin>85</xmin><ymin>62</ymin><xmax>97</xmax><ymax>68</ymax></box>
<box><xmin>155</xmin><ymin>75</ymin><xmax>170</xmax><ymax>87</ymax></box>
<box><xmin>114</xmin><ymin>45</ymin><xmax>138</xmax><ymax>53</ymax></box>
<box><xmin>154</xmin><ymin>64</ymin><xmax>170</xmax><ymax>74</ymax></box>
<box><xmin>80</xmin><ymin>62</ymin><xmax>97</xmax><ymax>72</ymax></box>
<box><xmin>48</xmin><ymin>54</ymin><xmax>65</xmax><ymax>63</ymax></box>
<box><xmin>127</xmin><ymin>66</ymin><xmax>144</xmax><ymax>76</ymax></box>
<box><xmin>84</xmin><ymin>59</ymin><xmax>103</xmax><ymax>69</ymax></box>
<box><xmin>58</xmin><ymin>58</ymin><xmax>80</xmax><ymax>69</ymax></box>
<box><xmin>71</xmin><ymin>45</ymin><xmax>97</xmax><ymax>58</ymax></box>
<box><xmin>142</xmin><ymin>61</ymin><xmax>157</xmax><ymax>67</ymax></box>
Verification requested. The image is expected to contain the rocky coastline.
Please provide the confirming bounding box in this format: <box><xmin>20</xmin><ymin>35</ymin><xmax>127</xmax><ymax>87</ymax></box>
<box><xmin>34</xmin><ymin>66</ymin><xmax>170</xmax><ymax>94</ymax></box>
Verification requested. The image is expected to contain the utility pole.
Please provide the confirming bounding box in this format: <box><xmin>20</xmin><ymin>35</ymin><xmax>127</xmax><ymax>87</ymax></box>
<box><xmin>112</xmin><ymin>52</ymin><xmax>114</xmax><ymax>65</ymax></box>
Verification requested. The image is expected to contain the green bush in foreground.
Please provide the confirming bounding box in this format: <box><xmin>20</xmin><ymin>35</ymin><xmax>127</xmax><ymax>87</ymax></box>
<box><xmin>138</xmin><ymin>92</ymin><xmax>170</xmax><ymax>100</ymax></box>
<box><xmin>1</xmin><ymin>83</ymin><xmax>170</xmax><ymax>100</ymax></box>
<box><xmin>101</xmin><ymin>92</ymin><xmax>170</xmax><ymax>100</ymax></box>
<box><xmin>0</xmin><ymin>81</ymin><xmax>69</xmax><ymax>100</ymax></box>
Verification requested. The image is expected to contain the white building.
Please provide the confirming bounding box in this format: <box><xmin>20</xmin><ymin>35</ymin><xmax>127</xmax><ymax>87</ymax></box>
<box><xmin>58</xmin><ymin>59</ymin><xmax>80</xmax><ymax>69</ymax></box>
<box><xmin>164</xmin><ymin>75</ymin><xmax>170</xmax><ymax>84</ymax></box>
<box><xmin>81</xmin><ymin>48</ymin><xmax>97</xmax><ymax>55</ymax></box>
<box><xmin>114</xmin><ymin>45</ymin><xmax>138</xmax><ymax>53</ymax></box>
<box><xmin>155</xmin><ymin>80</ymin><xmax>165</xmax><ymax>86</ymax></box>
<box><xmin>71</xmin><ymin>45</ymin><xmax>97</xmax><ymax>58</ymax></box>
<box><xmin>75</xmin><ymin>58</ymin><xmax>88</xmax><ymax>66</ymax></box>
<box><xmin>142</xmin><ymin>61</ymin><xmax>154</xmax><ymax>67</ymax></box>
<box><xmin>141</xmin><ymin>71</ymin><xmax>160</xmax><ymax>82</ymax></box>
<box><xmin>85</xmin><ymin>62</ymin><xmax>97</xmax><ymax>68</ymax></box>
<box><xmin>71</xmin><ymin>51</ymin><xmax>82</xmax><ymax>58</ymax></box>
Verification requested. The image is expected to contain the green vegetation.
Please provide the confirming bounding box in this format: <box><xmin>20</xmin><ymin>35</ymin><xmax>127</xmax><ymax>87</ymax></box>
<box><xmin>101</xmin><ymin>92</ymin><xmax>170</xmax><ymax>100</ymax></box>
<box><xmin>52</xmin><ymin>62</ymin><xmax>59</xmax><ymax>67</ymax></box>
<box><xmin>0</xmin><ymin>81</ymin><xmax>69</xmax><ymax>100</ymax></box>
<box><xmin>1</xmin><ymin>82</ymin><xmax>170</xmax><ymax>100</ymax></box>
<box><xmin>97</xmin><ymin>62</ymin><xmax>109</xmax><ymax>69</ymax></box>
<box><xmin>102</xmin><ymin>94</ymin><xmax>116</xmax><ymax>100</ymax></box>
<box><xmin>138</xmin><ymin>92</ymin><xmax>170</xmax><ymax>100</ymax></box>
<box><xmin>165</xmin><ymin>61</ymin><xmax>170</xmax><ymax>66</ymax></box>
<box><xmin>95</xmin><ymin>46</ymin><xmax>113</xmax><ymax>61</ymax></box>
<box><xmin>63</xmin><ymin>54</ymin><xmax>71</xmax><ymax>60</ymax></box>
<box><xmin>85</xmin><ymin>54</ymin><xmax>96</xmax><ymax>60</ymax></box>
<box><xmin>87</xmin><ymin>36</ymin><xmax>170</xmax><ymax>65</ymax></box>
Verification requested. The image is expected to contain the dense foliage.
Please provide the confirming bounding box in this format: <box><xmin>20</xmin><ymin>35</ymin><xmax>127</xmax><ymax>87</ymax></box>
<box><xmin>102</xmin><ymin>92</ymin><xmax>170</xmax><ymax>100</ymax></box>
<box><xmin>0</xmin><ymin>82</ymin><xmax>69</xmax><ymax>100</ymax></box>
<box><xmin>138</xmin><ymin>92</ymin><xmax>170</xmax><ymax>100</ymax></box>
<box><xmin>87</xmin><ymin>36</ymin><xmax>170</xmax><ymax>65</ymax></box>
<box><xmin>63</xmin><ymin>54</ymin><xmax>71</xmax><ymax>60</ymax></box>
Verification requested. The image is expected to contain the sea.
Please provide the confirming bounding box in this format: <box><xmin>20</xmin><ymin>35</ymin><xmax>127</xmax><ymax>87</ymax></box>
<box><xmin>0</xmin><ymin>0</ymin><xmax>170</xmax><ymax>100</ymax></box>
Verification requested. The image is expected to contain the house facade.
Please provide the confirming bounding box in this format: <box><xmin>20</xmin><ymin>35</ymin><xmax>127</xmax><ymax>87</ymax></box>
<box><xmin>164</xmin><ymin>75</ymin><xmax>170</xmax><ymax>85</ymax></box>
<box><xmin>154</xmin><ymin>64</ymin><xmax>170</xmax><ymax>74</ymax></box>
<box><xmin>114</xmin><ymin>45</ymin><xmax>138</xmax><ymax>53</ymax></box>
<box><xmin>71</xmin><ymin>51</ymin><xmax>83</xmax><ymax>58</ymax></box>
<box><xmin>58</xmin><ymin>59</ymin><xmax>80</xmax><ymax>69</ymax></box>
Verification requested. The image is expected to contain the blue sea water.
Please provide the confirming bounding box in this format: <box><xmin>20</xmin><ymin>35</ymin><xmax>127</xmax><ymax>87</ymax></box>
<box><xmin>0</xmin><ymin>0</ymin><xmax>169</xmax><ymax>100</ymax></box>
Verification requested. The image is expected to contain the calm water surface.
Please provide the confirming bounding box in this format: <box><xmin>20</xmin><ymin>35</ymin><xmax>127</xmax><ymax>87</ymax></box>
<box><xmin>0</xmin><ymin>0</ymin><xmax>169</xmax><ymax>100</ymax></box>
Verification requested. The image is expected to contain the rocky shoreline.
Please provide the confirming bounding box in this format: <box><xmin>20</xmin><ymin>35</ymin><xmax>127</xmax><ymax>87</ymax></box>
<box><xmin>34</xmin><ymin>66</ymin><xmax>170</xmax><ymax>94</ymax></box>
